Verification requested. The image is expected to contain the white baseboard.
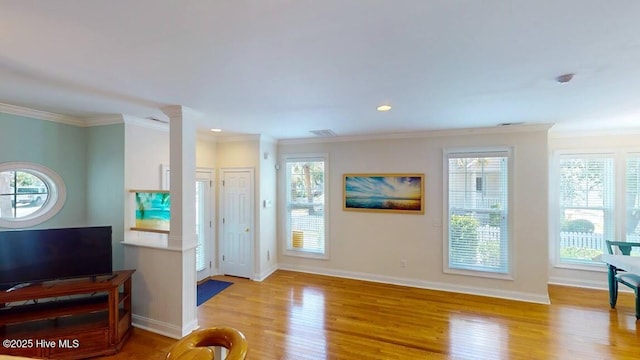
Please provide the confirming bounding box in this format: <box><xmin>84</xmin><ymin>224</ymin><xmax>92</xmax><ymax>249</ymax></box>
<box><xmin>547</xmin><ymin>276</ymin><xmax>634</xmax><ymax>293</ymax></box>
<box><xmin>278</xmin><ymin>263</ymin><xmax>551</xmax><ymax>304</ymax></box>
<box><xmin>132</xmin><ymin>314</ymin><xmax>198</xmax><ymax>339</ymax></box>
<box><xmin>547</xmin><ymin>276</ymin><xmax>608</xmax><ymax>290</ymax></box>
<box><xmin>254</xmin><ymin>264</ymin><xmax>278</xmax><ymax>281</ymax></box>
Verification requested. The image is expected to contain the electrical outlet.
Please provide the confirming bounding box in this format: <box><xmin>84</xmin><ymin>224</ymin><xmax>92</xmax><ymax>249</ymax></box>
<box><xmin>401</xmin><ymin>259</ymin><xmax>408</xmax><ymax>268</ymax></box>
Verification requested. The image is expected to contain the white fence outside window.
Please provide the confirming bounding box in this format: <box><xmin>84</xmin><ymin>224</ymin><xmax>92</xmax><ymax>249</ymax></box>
<box><xmin>477</xmin><ymin>226</ymin><xmax>640</xmax><ymax>251</ymax></box>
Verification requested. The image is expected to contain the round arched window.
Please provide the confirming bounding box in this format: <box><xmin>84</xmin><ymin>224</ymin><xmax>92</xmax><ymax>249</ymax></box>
<box><xmin>0</xmin><ymin>162</ymin><xmax>66</xmax><ymax>228</ymax></box>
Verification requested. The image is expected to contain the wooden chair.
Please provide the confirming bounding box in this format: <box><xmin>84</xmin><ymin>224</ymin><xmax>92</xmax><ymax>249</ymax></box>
<box><xmin>605</xmin><ymin>240</ymin><xmax>640</xmax><ymax>319</ymax></box>
<box><xmin>166</xmin><ymin>327</ymin><xmax>248</xmax><ymax>360</ymax></box>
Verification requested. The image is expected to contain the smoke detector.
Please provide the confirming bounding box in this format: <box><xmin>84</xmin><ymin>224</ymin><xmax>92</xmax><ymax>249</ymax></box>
<box><xmin>555</xmin><ymin>73</ymin><xmax>575</xmax><ymax>84</ymax></box>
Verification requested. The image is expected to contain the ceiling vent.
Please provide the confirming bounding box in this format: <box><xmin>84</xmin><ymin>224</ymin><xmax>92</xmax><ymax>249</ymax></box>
<box><xmin>310</xmin><ymin>129</ymin><xmax>337</xmax><ymax>137</ymax></box>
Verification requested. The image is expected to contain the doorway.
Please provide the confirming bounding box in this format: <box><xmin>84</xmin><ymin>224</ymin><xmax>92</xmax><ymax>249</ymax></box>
<box><xmin>195</xmin><ymin>172</ymin><xmax>213</xmax><ymax>281</ymax></box>
<box><xmin>220</xmin><ymin>168</ymin><xmax>254</xmax><ymax>279</ymax></box>
<box><xmin>162</xmin><ymin>166</ymin><xmax>214</xmax><ymax>281</ymax></box>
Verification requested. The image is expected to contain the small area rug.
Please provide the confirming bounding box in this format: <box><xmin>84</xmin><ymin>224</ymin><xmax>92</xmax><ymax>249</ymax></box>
<box><xmin>197</xmin><ymin>279</ymin><xmax>233</xmax><ymax>306</ymax></box>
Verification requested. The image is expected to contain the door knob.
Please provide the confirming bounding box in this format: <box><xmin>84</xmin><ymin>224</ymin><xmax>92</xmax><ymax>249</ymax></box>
<box><xmin>245</xmin><ymin>228</ymin><xmax>250</xmax><ymax>232</ymax></box>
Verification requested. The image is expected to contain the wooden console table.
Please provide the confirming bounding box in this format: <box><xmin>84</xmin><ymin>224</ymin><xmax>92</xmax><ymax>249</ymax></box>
<box><xmin>0</xmin><ymin>269</ymin><xmax>135</xmax><ymax>359</ymax></box>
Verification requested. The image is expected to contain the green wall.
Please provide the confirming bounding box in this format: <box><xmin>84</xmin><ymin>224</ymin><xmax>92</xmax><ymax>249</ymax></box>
<box><xmin>0</xmin><ymin>113</ymin><xmax>126</xmax><ymax>269</ymax></box>
<box><xmin>0</xmin><ymin>113</ymin><xmax>87</xmax><ymax>228</ymax></box>
<box><xmin>86</xmin><ymin>124</ymin><xmax>125</xmax><ymax>270</ymax></box>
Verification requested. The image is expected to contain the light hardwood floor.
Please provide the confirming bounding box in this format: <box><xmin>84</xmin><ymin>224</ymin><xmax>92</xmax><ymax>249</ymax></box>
<box><xmin>100</xmin><ymin>270</ymin><xmax>639</xmax><ymax>359</ymax></box>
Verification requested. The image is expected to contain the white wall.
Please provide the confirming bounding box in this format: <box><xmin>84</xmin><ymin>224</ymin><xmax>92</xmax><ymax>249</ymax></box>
<box><xmin>122</xmin><ymin>245</ymin><xmax>187</xmax><ymax>336</ymax></box>
<box><xmin>216</xmin><ymin>136</ymin><xmax>261</xmax><ymax>279</ymax></box>
<box><xmin>121</xmin><ymin>120</ymin><xmax>554</xmax><ymax>336</ymax></box>
<box><xmin>258</xmin><ymin>136</ymin><xmax>278</xmax><ymax>280</ymax></box>
<box><xmin>122</xmin><ymin>122</ymin><xmax>220</xmax><ymax>338</ymax></box>
<box><xmin>122</xmin><ymin>120</ymin><xmax>176</xmax><ymax>335</ymax></box>
<box><xmin>278</xmin><ymin>126</ymin><xmax>550</xmax><ymax>303</ymax></box>
<box><xmin>123</xmin><ymin>121</ymin><xmax>170</xmax><ymax>245</ymax></box>
<box><xmin>548</xmin><ymin>131</ymin><xmax>640</xmax><ymax>288</ymax></box>
<box><xmin>196</xmin><ymin>135</ymin><xmax>217</xmax><ymax>169</ymax></box>
<box><xmin>196</xmin><ymin>135</ymin><xmax>218</xmax><ymax>273</ymax></box>
<box><xmin>216</xmin><ymin>136</ymin><xmax>260</xmax><ymax>169</ymax></box>
<box><xmin>124</xmin><ymin>122</ymin><xmax>169</xmax><ymax>188</ymax></box>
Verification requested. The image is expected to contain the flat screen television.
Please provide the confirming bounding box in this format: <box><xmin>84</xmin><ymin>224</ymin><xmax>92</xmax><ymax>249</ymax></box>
<box><xmin>0</xmin><ymin>226</ymin><xmax>113</xmax><ymax>290</ymax></box>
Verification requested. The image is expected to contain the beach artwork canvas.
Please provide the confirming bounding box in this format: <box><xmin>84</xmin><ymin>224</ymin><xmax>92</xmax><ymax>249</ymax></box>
<box><xmin>133</xmin><ymin>191</ymin><xmax>170</xmax><ymax>232</ymax></box>
<box><xmin>344</xmin><ymin>174</ymin><xmax>424</xmax><ymax>214</ymax></box>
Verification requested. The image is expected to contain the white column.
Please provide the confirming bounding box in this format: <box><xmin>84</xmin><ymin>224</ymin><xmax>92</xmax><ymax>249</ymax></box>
<box><xmin>162</xmin><ymin>105</ymin><xmax>201</xmax><ymax>336</ymax></box>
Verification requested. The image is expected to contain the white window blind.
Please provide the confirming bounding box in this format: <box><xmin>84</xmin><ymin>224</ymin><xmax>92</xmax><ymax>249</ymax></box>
<box><xmin>557</xmin><ymin>155</ymin><xmax>614</xmax><ymax>263</ymax></box>
<box><xmin>446</xmin><ymin>150</ymin><xmax>510</xmax><ymax>274</ymax></box>
<box><xmin>285</xmin><ymin>155</ymin><xmax>327</xmax><ymax>256</ymax></box>
<box><xmin>626</xmin><ymin>156</ymin><xmax>640</xmax><ymax>248</ymax></box>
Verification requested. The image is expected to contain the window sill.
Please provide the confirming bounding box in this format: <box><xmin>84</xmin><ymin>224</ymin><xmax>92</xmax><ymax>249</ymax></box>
<box><xmin>553</xmin><ymin>261</ymin><xmax>608</xmax><ymax>273</ymax></box>
<box><xmin>283</xmin><ymin>249</ymin><xmax>329</xmax><ymax>260</ymax></box>
<box><xmin>444</xmin><ymin>267</ymin><xmax>514</xmax><ymax>280</ymax></box>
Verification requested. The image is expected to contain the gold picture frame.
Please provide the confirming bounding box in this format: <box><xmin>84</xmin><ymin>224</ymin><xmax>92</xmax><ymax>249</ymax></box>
<box><xmin>343</xmin><ymin>173</ymin><xmax>425</xmax><ymax>214</ymax></box>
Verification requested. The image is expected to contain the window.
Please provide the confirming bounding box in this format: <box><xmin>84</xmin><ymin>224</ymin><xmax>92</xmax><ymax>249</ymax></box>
<box><xmin>475</xmin><ymin>176</ymin><xmax>484</xmax><ymax>192</ymax></box>
<box><xmin>626</xmin><ymin>156</ymin><xmax>640</xmax><ymax>244</ymax></box>
<box><xmin>445</xmin><ymin>148</ymin><xmax>511</xmax><ymax>275</ymax></box>
<box><xmin>283</xmin><ymin>154</ymin><xmax>328</xmax><ymax>258</ymax></box>
<box><xmin>554</xmin><ymin>152</ymin><xmax>640</xmax><ymax>264</ymax></box>
<box><xmin>0</xmin><ymin>162</ymin><xmax>66</xmax><ymax>228</ymax></box>
<box><xmin>556</xmin><ymin>154</ymin><xmax>614</xmax><ymax>264</ymax></box>
<box><xmin>196</xmin><ymin>180</ymin><xmax>206</xmax><ymax>272</ymax></box>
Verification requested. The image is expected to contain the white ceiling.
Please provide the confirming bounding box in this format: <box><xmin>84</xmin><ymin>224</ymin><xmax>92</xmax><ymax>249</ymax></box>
<box><xmin>2</xmin><ymin>0</ymin><xmax>640</xmax><ymax>139</ymax></box>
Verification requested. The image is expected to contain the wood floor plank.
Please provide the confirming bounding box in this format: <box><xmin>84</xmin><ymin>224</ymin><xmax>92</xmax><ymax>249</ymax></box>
<box><xmin>99</xmin><ymin>270</ymin><xmax>639</xmax><ymax>359</ymax></box>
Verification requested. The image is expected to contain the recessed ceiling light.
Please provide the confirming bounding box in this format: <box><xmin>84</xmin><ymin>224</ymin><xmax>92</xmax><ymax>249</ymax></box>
<box><xmin>377</xmin><ymin>105</ymin><xmax>392</xmax><ymax>112</ymax></box>
<box><xmin>210</xmin><ymin>128</ymin><xmax>222</xmax><ymax>132</ymax></box>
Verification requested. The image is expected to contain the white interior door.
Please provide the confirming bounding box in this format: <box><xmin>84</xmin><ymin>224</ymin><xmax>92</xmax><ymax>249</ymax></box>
<box><xmin>221</xmin><ymin>169</ymin><xmax>254</xmax><ymax>278</ymax></box>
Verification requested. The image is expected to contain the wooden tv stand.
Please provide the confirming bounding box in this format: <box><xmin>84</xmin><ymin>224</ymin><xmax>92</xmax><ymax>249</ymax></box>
<box><xmin>0</xmin><ymin>269</ymin><xmax>135</xmax><ymax>359</ymax></box>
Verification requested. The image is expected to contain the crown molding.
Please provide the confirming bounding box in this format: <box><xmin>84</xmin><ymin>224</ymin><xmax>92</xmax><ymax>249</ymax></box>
<box><xmin>196</xmin><ymin>130</ymin><xmax>219</xmax><ymax>143</ymax></box>
<box><xmin>548</xmin><ymin>126</ymin><xmax>640</xmax><ymax>138</ymax></box>
<box><xmin>196</xmin><ymin>131</ymin><xmax>266</xmax><ymax>143</ymax></box>
<box><xmin>0</xmin><ymin>102</ymin><xmax>85</xmax><ymax>127</ymax></box>
<box><xmin>278</xmin><ymin>123</ymin><xmax>555</xmax><ymax>145</ymax></box>
<box><xmin>216</xmin><ymin>134</ymin><xmax>261</xmax><ymax>143</ymax></box>
<box><xmin>161</xmin><ymin>105</ymin><xmax>205</xmax><ymax>122</ymax></box>
<box><xmin>84</xmin><ymin>114</ymin><xmax>125</xmax><ymax>127</ymax></box>
<box><xmin>123</xmin><ymin>114</ymin><xmax>169</xmax><ymax>132</ymax></box>
<box><xmin>259</xmin><ymin>134</ymin><xmax>277</xmax><ymax>145</ymax></box>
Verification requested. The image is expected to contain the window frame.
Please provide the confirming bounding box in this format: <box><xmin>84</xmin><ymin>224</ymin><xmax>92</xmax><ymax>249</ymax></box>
<box><xmin>625</xmin><ymin>154</ymin><xmax>640</xmax><ymax>244</ymax></box>
<box><xmin>0</xmin><ymin>162</ymin><xmax>66</xmax><ymax>228</ymax></box>
<box><xmin>443</xmin><ymin>147</ymin><xmax>514</xmax><ymax>279</ymax></box>
<box><xmin>551</xmin><ymin>149</ymin><xmax>640</xmax><ymax>270</ymax></box>
<box><xmin>281</xmin><ymin>153</ymin><xmax>329</xmax><ymax>259</ymax></box>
